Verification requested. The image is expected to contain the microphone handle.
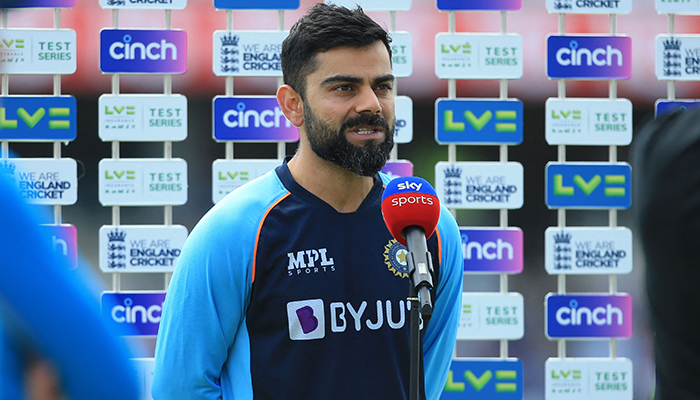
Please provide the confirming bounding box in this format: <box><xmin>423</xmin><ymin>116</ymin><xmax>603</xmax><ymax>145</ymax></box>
<box><xmin>404</xmin><ymin>227</ymin><xmax>435</xmax><ymax>319</ymax></box>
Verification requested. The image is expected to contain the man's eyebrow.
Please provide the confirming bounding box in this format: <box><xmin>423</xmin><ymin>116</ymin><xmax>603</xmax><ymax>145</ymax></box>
<box><xmin>320</xmin><ymin>74</ymin><xmax>396</xmax><ymax>86</ymax></box>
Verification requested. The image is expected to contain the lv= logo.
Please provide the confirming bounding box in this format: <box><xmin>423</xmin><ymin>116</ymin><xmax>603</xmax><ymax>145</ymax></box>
<box><xmin>445</xmin><ymin>369</ymin><xmax>518</xmax><ymax>393</ymax></box>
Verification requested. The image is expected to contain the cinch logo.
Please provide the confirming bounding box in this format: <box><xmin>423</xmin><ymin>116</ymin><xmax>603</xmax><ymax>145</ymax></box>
<box><xmin>109</xmin><ymin>34</ymin><xmax>177</xmax><ymax>61</ymax></box>
<box><xmin>100</xmin><ymin>29</ymin><xmax>187</xmax><ymax>74</ymax></box>
<box><xmin>546</xmin><ymin>294</ymin><xmax>632</xmax><ymax>338</ymax></box>
<box><xmin>102</xmin><ymin>292</ymin><xmax>167</xmax><ymax>336</ymax></box>
<box><xmin>555</xmin><ymin>299</ymin><xmax>623</xmax><ymax>326</ymax></box>
<box><xmin>287</xmin><ymin>298</ymin><xmax>411</xmax><ymax>341</ymax></box>
<box><xmin>214</xmin><ymin>0</ymin><xmax>299</xmax><ymax>10</ymax></box>
<box><xmin>547</xmin><ymin>36</ymin><xmax>631</xmax><ymax>79</ymax></box>
<box><xmin>436</xmin><ymin>99</ymin><xmax>523</xmax><ymax>145</ymax></box>
<box><xmin>546</xmin><ymin>163</ymin><xmax>631</xmax><ymax>209</ymax></box>
<box><xmin>111</xmin><ymin>297</ymin><xmax>162</xmax><ymax>324</ymax></box>
<box><xmin>213</xmin><ymin>96</ymin><xmax>299</xmax><ymax>142</ymax></box>
<box><xmin>555</xmin><ymin>40</ymin><xmax>623</xmax><ymax>67</ymax></box>
<box><xmin>437</xmin><ymin>0</ymin><xmax>522</xmax><ymax>11</ymax></box>
<box><xmin>287</xmin><ymin>248</ymin><xmax>335</xmax><ymax>276</ymax></box>
<box><xmin>222</xmin><ymin>102</ymin><xmax>290</xmax><ymax>129</ymax></box>
<box><xmin>442</xmin><ymin>359</ymin><xmax>523</xmax><ymax>399</ymax></box>
<box><xmin>460</xmin><ymin>229</ymin><xmax>523</xmax><ymax>273</ymax></box>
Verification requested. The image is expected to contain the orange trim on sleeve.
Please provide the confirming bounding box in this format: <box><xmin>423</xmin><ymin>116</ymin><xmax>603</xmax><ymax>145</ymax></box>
<box><xmin>435</xmin><ymin>227</ymin><xmax>443</xmax><ymax>266</ymax></box>
<box><xmin>252</xmin><ymin>193</ymin><xmax>290</xmax><ymax>283</ymax></box>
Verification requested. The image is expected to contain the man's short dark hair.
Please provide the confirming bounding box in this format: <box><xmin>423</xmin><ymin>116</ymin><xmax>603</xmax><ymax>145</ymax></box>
<box><xmin>281</xmin><ymin>3</ymin><xmax>392</xmax><ymax>99</ymax></box>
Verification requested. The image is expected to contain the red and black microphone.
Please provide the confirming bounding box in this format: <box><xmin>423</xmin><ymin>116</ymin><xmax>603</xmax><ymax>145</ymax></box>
<box><xmin>381</xmin><ymin>177</ymin><xmax>440</xmax><ymax>319</ymax></box>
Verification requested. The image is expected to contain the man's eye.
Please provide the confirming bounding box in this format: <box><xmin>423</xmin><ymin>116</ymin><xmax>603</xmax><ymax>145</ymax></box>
<box><xmin>334</xmin><ymin>85</ymin><xmax>352</xmax><ymax>92</ymax></box>
<box><xmin>376</xmin><ymin>84</ymin><xmax>393</xmax><ymax>92</ymax></box>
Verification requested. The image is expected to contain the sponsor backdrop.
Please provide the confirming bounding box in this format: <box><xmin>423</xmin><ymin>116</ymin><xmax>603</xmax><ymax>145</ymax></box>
<box><xmin>1</xmin><ymin>0</ymin><xmax>669</xmax><ymax>399</ymax></box>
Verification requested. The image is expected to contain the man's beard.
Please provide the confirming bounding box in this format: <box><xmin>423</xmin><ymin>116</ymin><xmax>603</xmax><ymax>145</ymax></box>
<box><xmin>303</xmin><ymin>102</ymin><xmax>395</xmax><ymax>177</ymax></box>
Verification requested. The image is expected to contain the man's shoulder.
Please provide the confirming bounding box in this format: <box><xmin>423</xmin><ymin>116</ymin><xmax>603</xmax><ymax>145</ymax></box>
<box><xmin>196</xmin><ymin>170</ymin><xmax>289</xmax><ymax>235</ymax></box>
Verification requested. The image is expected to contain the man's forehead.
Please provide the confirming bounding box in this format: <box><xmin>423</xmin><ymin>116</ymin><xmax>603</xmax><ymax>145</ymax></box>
<box><xmin>310</xmin><ymin>44</ymin><xmax>392</xmax><ymax>82</ymax></box>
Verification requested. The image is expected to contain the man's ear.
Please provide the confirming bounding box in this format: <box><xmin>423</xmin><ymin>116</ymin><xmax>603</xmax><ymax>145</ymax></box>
<box><xmin>276</xmin><ymin>84</ymin><xmax>304</xmax><ymax>127</ymax></box>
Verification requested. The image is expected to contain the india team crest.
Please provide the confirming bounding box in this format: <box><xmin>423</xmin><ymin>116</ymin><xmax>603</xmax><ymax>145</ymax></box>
<box><xmin>384</xmin><ymin>239</ymin><xmax>409</xmax><ymax>279</ymax></box>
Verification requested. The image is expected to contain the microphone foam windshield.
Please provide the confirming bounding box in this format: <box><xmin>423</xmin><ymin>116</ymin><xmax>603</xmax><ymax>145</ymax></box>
<box><xmin>381</xmin><ymin>177</ymin><xmax>440</xmax><ymax>246</ymax></box>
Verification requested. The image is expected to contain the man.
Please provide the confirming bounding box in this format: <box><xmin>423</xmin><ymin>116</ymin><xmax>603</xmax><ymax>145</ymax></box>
<box><xmin>632</xmin><ymin>108</ymin><xmax>700</xmax><ymax>399</ymax></box>
<box><xmin>152</xmin><ymin>4</ymin><xmax>462</xmax><ymax>400</ymax></box>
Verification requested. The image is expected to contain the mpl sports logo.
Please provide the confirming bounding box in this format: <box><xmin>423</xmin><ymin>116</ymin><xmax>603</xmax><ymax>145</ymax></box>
<box><xmin>546</xmin><ymin>162</ymin><xmax>631</xmax><ymax>209</ymax></box>
<box><xmin>287</xmin><ymin>247</ymin><xmax>336</xmax><ymax>276</ymax></box>
<box><xmin>0</xmin><ymin>96</ymin><xmax>76</xmax><ymax>141</ymax></box>
<box><xmin>214</xmin><ymin>0</ymin><xmax>299</xmax><ymax>9</ymax></box>
<box><xmin>100</xmin><ymin>29</ymin><xmax>187</xmax><ymax>74</ymax></box>
<box><xmin>442</xmin><ymin>358</ymin><xmax>523</xmax><ymax>400</ymax></box>
<box><xmin>435</xmin><ymin>98</ymin><xmax>523</xmax><ymax>145</ymax></box>
<box><xmin>3</xmin><ymin>0</ymin><xmax>75</xmax><ymax>7</ymax></box>
<box><xmin>437</xmin><ymin>0</ymin><xmax>522</xmax><ymax>11</ymax></box>
<box><xmin>213</xmin><ymin>96</ymin><xmax>298</xmax><ymax>142</ymax></box>
<box><xmin>213</xmin><ymin>31</ymin><xmax>287</xmax><ymax>77</ymax></box>
<box><xmin>546</xmin><ymin>358</ymin><xmax>633</xmax><ymax>400</ymax></box>
<box><xmin>545</xmin><ymin>227</ymin><xmax>632</xmax><ymax>275</ymax></box>
<box><xmin>435</xmin><ymin>162</ymin><xmax>524</xmax><ymax>209</ymax></box>
<box><xmin>547</xmin><ymin>36</ymin><xmax>631</xmax><ymax>80</ymax></box>
<box><xmin>286</xmin><ymin>297</ymin><xmax>412</xmax><ymax>341</ymax></box>
<box><xmin>100</xmin><ymin>0</ymin><xmax>187</xmax><ymax>9</ymax></box>
<box><xmin>656</xmin><ymin>0</ymin><xmax>700</xmax><ymax>14</ymax></box>
<box><xmin>546</xmin><ymin>0</ymin><xmax>632</xmax><ymax>14</ymax></box>
<box><xmin>102</xmin><ymin>292</ymin><xmax>166</xmax><ymax>336</ymax></box>
<box><xmin>461</xmin><ymin>228</ymin><xmax>523</xmax><ymax>273</ymax></box>
<box><xmin>546</xmin><ymin>294</ymin><xmax>632</xmax><ymax>339</ymax></box>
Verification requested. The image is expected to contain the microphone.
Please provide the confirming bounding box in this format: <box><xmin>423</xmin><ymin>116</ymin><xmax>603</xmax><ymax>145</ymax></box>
<box><xmin>381</xmin><ymin>177</ymin><xmax>440</xmax><ymax>320</ymax></box>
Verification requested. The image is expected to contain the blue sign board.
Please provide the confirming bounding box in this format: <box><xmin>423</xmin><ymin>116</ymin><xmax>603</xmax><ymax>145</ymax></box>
<box><xmin>213</xmin><ymin>96</ymin><xmax>299</xmax><ymax>142</ymax></box>
<box><xmin>100</xmin><ymin>29</ymin><xmax>187</xmax><ymax>74</ymax></box>
<box><xmin>214</xmin><ymin>0</ymin><xmax>299</xmax><ymax>9</ymax></box>
<box><xmin>441</xmin><ymin>358</ymin><xmax>523</xmax><ymax>400</ymax></box>
<box><xmin>437</xmin><ymin>0</ymin><xmax>521</xmax><ymax>11</ymax></box>
<box><xmin>655</xmin><ymin>100</ymin><xmax>700</xmax><ymax>117</ymax></box>
<box><xmin>546</xmin><ymin>294</ymin><xmax>633</xmax><ymax>339</ymax></box>
<box><xmin>546</xmin><ymin>163</ymin><xmax>631</xmax><ymax>209</ymax></box>
<box><xmin>547</xmin><ymin>35</ymin><xmax>632</xmax><ymax>80</ymax></box>
<box><xmin>0</xmin><ymin>96</ymin><xmax>77</xmax><ymax>141</ymax></box>
<box><xmin>435</xmin><ymin>99</ymin><xmax>523</xmax><ymax>145</ymax></box>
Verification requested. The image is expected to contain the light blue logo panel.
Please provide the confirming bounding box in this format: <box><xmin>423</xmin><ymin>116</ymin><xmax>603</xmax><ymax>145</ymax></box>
<box><xmin>0</xmin><ymin>96</ymin><xmax>76</xmax><ymax>141</ymax></box>
<box><xmin>441</xmin><ymin>359</ymin><xmax>523</xmax><ymax>400</ymax></box>
<box><xmin>435</xmin><ymin>99</ymin><xmax>523</xmax><ymax>145</ymax></box>
<box><xmin>546</xmin><ymin>163</ymin><xmax>631</xmax><ymax>209</ymax></box>
<box><xmin>214</xmin><ymin>0</ymin><xmax>299</xmax><ymax>9</ymax></box>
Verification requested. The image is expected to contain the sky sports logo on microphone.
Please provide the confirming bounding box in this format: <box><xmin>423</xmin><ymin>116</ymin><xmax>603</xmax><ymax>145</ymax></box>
<box><xmin>100</xmin><ymin>29</ymin><xmax>187</xmax><ymax>74</ymax></box>
<box><xmin>545</xmin><ymin>294</ymin><xmax>632</xmax><ymax>339</ymax></box>
<box><xmin>547</xmin><ymin>35</ymin><xmax>631</xmax><ymax>80</ymax></box>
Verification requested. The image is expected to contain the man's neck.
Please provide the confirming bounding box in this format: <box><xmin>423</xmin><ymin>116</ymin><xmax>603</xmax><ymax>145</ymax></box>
<box><xmin>287</xmin><ymin>149</ymin><xmax>376</xmax><ymax>213</ymax></box>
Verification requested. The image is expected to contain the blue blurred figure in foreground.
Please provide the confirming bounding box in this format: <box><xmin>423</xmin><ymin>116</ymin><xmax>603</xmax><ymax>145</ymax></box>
<box><xmin>0</xmin><ymin>162</ymin><xmax>139</xmax><ymax>400</ymax></box>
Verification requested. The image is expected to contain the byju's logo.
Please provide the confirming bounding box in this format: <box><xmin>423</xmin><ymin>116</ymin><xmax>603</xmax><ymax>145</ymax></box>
<box><xmin>0</xmin><ymin>96</ymin><xmax>76</xmax><ymax>141</ymax></box>
<box><xmin>213</xmin><ymin>96</ymin><xmax>298</xmax><ymax>142</ymax></box>
<box><xmin>102</xmin><ymin>292</ymin><xmax>166</xmax><ymax>336</ymax></box>
<box><xmin>100</xmin><ymin>29</ymin><xmax>187</xmax><ymax>74</ymax></box>
<box><xmin>436</xmin><ymin>99</ymin><xmax>523</xmax><ymax>145</ymax></box>
<box><xmin>546</xmin><ymin>294</ymin><xmax>632</xmax><ymax>339</ymax></box>
<box><xmin>287</xmin><ymin>299</ymin><xmax>325</xmax><ymax>340</ymax></box>
<box><xmin>442</xmin><ymin>359</ymin><xmax>523</xmax><ymax>399</ymax></box>
<box><xmin>461</xmin><ymin>228</ymin><xmax>523</xmax><ymax>273</ymax></box>
<box><xmin>214</xmin><ymin>0</ymin><xmax>299</xmax><ymax>10</ymax></box>
<box><xmin>546</xmin><ymin>162</ymin><xmax>631</xmax><ymax>209</ymax></box>
<box><xmin>437</xmin><ymin>0</ymin><xmax>522</xmax><ymax>11</ymax></box>
<box><xmin>547</xmin><ymin>35</ymin><xmax>631</xmax><ymax>79</ymax></box>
